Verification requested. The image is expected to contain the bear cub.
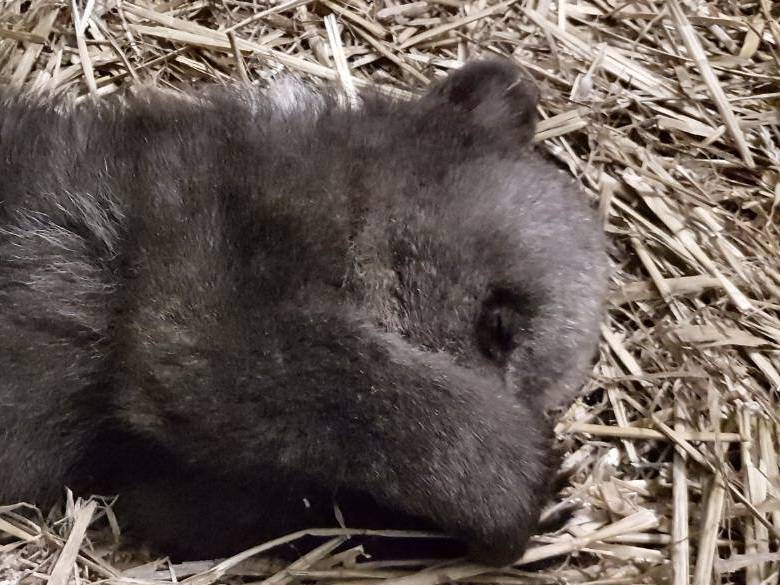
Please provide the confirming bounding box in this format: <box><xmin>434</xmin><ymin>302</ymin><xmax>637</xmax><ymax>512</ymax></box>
<box><xmin>0</xmin><ymin>60</ymin><xmax>608</xmax><ymax>565</ymax></box>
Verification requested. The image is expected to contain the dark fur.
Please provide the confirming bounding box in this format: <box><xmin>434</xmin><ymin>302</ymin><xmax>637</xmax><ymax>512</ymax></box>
<box><xmin>0</xmin><ymin>60</ymin><xmax>608</xmax><ymax>565</ymax></box>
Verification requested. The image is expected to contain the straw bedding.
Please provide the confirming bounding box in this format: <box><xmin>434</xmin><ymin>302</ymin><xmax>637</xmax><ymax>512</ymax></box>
<box><xmin>0</xmin><ymin>0</ymin><xmax>778</xmax><ymax>584</ymax></box>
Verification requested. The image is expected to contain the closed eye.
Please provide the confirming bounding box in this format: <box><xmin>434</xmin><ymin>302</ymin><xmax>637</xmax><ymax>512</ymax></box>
<box><xmin>475</xmin><ymin>287</ymin><xmax>532</xmax><ymax>362</ymax></box>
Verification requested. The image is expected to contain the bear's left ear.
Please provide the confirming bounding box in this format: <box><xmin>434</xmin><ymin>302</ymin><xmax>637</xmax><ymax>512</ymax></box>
<box><xmin>422</xmin><ymin>59</ymin><xmax>539</xmax><ymax>145</ymax></box>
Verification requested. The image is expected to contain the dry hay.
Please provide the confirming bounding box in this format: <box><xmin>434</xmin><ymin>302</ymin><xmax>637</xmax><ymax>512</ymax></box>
<box><xmin>1</xmin><ymin>0</ymin><xmax>779</xmax><ymax>583</ymax></box>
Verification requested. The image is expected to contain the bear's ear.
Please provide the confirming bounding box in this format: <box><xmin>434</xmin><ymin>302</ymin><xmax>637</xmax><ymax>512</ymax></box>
<box><xmin>422</xmin><ymin>59</ymin><xmax>539</xmax><ymax>145</ymax></box>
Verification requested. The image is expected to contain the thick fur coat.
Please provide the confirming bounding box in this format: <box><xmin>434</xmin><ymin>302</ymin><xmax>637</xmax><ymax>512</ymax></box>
<box><xmin>0</xmin><ymin>60</ymin><xmax>608</xmax><ymax>564</ymax></box>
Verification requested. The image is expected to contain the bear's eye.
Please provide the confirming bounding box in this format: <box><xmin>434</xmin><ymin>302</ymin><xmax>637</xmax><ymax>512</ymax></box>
<box><xmin>475</xmin><ymin>287</ymin><xmax>529</xmax><ymax>362</ymax></box>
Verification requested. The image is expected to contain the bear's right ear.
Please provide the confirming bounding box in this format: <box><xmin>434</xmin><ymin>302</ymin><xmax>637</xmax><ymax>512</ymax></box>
<box><xmin>422</xmin><ymin>59</ymin><xmax>539</xmax><ymax>145</ymax></box>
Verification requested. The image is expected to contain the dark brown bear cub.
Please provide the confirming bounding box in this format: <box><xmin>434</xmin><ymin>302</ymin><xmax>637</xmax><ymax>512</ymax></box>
<box><xmin>0</xmin><ymin>60</ymin><xmax>608</xmax><ymax>565</ymax></box>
